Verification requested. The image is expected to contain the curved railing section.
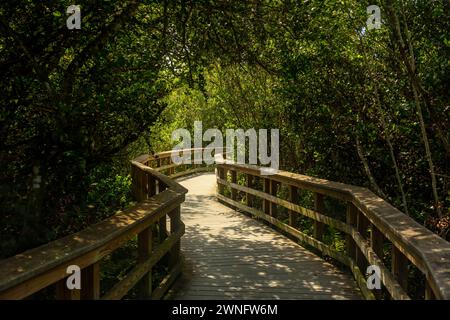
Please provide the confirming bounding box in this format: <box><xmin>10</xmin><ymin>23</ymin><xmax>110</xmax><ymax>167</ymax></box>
<box><xmin>1</xmin><ymin>147</ymin><xmax>449</xmax><ymax>300</ymax></box>
<box><xmin>215</xmin><ymin>161</ymin><xmax>450</xmax><ymax>300</ymax></box>
<box><xmin>0</xmin><ymin>154</ymin><xmax>188</xmax><ymax>300</ymax></box>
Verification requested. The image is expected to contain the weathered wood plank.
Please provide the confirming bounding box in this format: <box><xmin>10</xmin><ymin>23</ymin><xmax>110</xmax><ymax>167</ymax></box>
<box><xmin>217</xmin><ymin>160</ymin><xmax>450</xmax><ymax>300</ymax></box>
<box><xmin>174</xmin><ymin>173</ymin><xmax>361</xmax><ymax>300</ymax></box>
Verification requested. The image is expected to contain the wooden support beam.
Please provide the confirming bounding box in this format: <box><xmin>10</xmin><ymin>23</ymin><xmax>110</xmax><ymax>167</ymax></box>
<box><xmin>148</xmin><ymin>176</ymin><xmax>156</xmax><ymax>197</ymax></box>
<box><xmin>138</xmin><ymin>227</ymin><xmax>153</xmax><ymax>299</ymax></box>
<box><xmin>370</xmin><ymin>226</ymin><xmax>384</xmax><ymax>259</ymax></box>
<box><xmin>270</xmin><ymin>180</ymin><xmax>278</xmax><ymax>218</ymax></box>
<box><xmin>392</xmin><ymin>246</ymin><xmax>408</xmax><ymax>292</ymax></box>
<box><xmin>425</xmin><ymin>280</ymin><xmax>436</xmax><ymax>300</ymax></box>
<box><xmin>356</xmin><ymin>211</ymin><xmax>369</xmax><ymax>271</ymax></box>
<box><xmin>263</xmin><ymin>178</ymin><xmax>271</xmax><ymax>215</ymax></box>
<box><xmin>288</xmin><ymin>185</ymin><xmax>299</xmax><ymax>228</ymax></box>
<box><xmin>159</xmin><ymin>180</ymin><xmax>167</xmax><ymax>193</ymax></box>
<box><xmin>346</xmin><ymin>202</ymin><xmax>357</xmax><ymax>260</ymax></box>
<box><xmin>56</xmin><ymin>277</ymin><xmax>80</xmax><ymax>300</ymax></box>
<box><xmin>246</xmin><ymin>174</ymin><xmax>254</xmax><ymax>208</ymax></box>
<box><xmin>230</xmin><ymin>171</ymin><xmax>237</xmax><ymax>201</ymax></box>
<box><xmin>217</xmin><ymin>167</ymin><xmax>226</xmax><ymax>195</ymax></box>
<box><xmin>168</xmin><ymin>207</ymin><xmax>181</xmax><ymax>269</ymax></box>
<box><xmin>141</xmin><ymin>172</ymin><xmax>148</xmax><ymax>200</ymax></box>
<box><xmin>370</xmin><ymin>225</ymin><xmax>384</xmax><ymax>298</ymax></box>
<box><xmin>313</xmin><ymin>193</ymin><xmax>325</xmax><ymax>241</ymax></box>
<box><xmin>159</xmin><ymin>216</ymin><xmax>168</xmax><ymax>243</ymax></box>
<box><xmin>81</xmin><ymin>263</ymin><xmax>100</xmax><ymax>300</ymax></box>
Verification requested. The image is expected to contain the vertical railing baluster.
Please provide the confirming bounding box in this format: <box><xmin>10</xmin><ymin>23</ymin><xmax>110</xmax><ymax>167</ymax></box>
<box><xmin>131</xmin><ymin>165</ymin><xmax>138</xmax><ymax>200</ymax></box>
<box><xmin>270</xmin><ymin>180</ymin><xmax>278</xmax><ymax>217</ymax></box>
<box><xmin>81</xmin><ymin>263</ymin><xmax>100</xmax><ymax>300</ymax></box>
<box><xmin>392</xmin><ymin>246</ymin><xmax>408</xmax><ymax>292</ymax></box>
<box><xmin>246</xmin><ymin>174</ymin><xmax>254</xmax><ymax>208</ymax></box>
<box><xmin>356</xmin><ymin>210</ymin><xmax>369</xmax><ymax>272</ymax></box>
<box><xmin>370</xmin><ymin>225</ymin><xmax>384</xmax><ymax>298</ymax></box>
<box><xmin>370</xmin><ymin>225</ymin><xmax>384</xmax><ymax>257</ymax></box>
<box><xmin>156</xmin><ymin>157</ymin><xmax>161</xmax><ymax>169</ymax></box>
<box><xmin>346</xmin><ymin>202</ymin><xmax>357</xmax><ymax>261</ymax></box>
<box><xmin>217</xmin><ymin>166</ymin><xmax>226</xmax><ymax>195</ymax></box>
<box><xmin>231</xmin><ymin>170</ymin><xmax>237</xmax><ymax>201</ymax></box>
<box><xmin>148</xmin><ymin>175</ymin><xmax>156</xmax><ymax>197</ymax></box>
<box><xmin>56</xmin><ymin>277</ymin><xmax>80</xmax><ymax>300</ymax></box>
<box><xmin>288</xmin><ymin>185</ymin><xmax>299</xmax><ymax>228</ymax></box>
<box><xmin>425</xmin><ymin>280</ymin><xmax>436</xmax><ymax>300</ymax></box>
<box><xmin>313</xmin><ymin>193</ymin><xmax>325</xmax><ymax>241</ymax></box>
<box><xmin>263</xmin><ymin>178</ymin><xmax>271</xmax><ymax>215</ymax></box>
<box><xmin>159</xmin><ymin>216</ymin><xmax>168</xmax><ymax>244</ymax></box>
<box><xmin>138</xmin><ymin>227</ymin><xmax>153</xmax><ymax>299</ymax></box>
<box><xmin>168</xmin><ymin>207</ymin><xmax>181</xmax><ymax>269</ymax></box>
<box><xmin>141</xmin><ymin>171</ymin><xmax>148</xmax><ymax>200</ymax></box>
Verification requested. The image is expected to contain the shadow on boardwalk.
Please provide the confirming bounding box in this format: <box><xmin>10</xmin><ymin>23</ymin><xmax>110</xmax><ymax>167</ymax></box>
<box><xmin>168</xmin><ymin>173</ymin><xmax>362</xmax><ymax>300</ymax></box>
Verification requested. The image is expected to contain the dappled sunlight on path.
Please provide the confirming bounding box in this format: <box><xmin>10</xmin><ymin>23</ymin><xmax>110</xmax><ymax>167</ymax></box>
<box><xmin>171</xmin><ymin>173</ymin><xmax>361</xmax><ymax>300</ymax></box>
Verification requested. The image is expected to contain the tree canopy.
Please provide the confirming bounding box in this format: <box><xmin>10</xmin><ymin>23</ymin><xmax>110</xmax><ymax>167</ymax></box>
<box><xmin>0</xmin><ymin>0</ymin><xmax>449</xmax><ymax>259</ymax></box>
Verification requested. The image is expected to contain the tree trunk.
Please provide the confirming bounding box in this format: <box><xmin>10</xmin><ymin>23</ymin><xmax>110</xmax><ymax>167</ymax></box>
<box><xmin>355</xmin><ymin>135</ymin><xmax>388</xmax><ymax>200</ymax></box>
<box><xmin>385</xmin><ymin>1</ymin><xmax>442</xmax><ymax>217</ymax></box>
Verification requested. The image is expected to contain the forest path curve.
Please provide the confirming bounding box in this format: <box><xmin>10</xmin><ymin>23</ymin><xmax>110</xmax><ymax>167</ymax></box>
<box><xmin>169</xmin><ymin>173</ymin><xmax>362</xmax><ymax>300</ymax></box>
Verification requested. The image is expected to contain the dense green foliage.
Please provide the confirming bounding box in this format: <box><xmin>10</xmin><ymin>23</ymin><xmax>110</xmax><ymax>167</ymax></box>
<box><xmin>152</xmin><ymin>0</ymin><xmax>450</xmax><ymax>238</ymax></box>
<box><xmin>1</xmin><ymin>0</ymin><xmax>449</xmax><ymax>263</ymax></box>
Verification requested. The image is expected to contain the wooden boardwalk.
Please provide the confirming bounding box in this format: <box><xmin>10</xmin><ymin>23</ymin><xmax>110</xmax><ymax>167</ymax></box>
<box><xmin>170</xmin><ymin>173</ymin><xmax>362</xmax><ymax>300</ymax></box>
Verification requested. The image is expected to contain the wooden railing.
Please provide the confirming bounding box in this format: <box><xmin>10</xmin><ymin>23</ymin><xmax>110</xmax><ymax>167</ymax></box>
<box><xmin>141</xmin><ymin>147</ymin><xmax>222</xmax><ymax>179</ymax></box>
<box><xmin>0</xmin><ymin>154</ymin><xmax>188</xmax><ymax>300</ymax></box>
<box><xmin>2</xmin><ymin>147</ymin><xmax>449</xmax><ymax>300</ymax></box>
<box><xmin>215</xmin><ymin>161</ymin><xmax>450</xmax><ymax>300</ymax></box>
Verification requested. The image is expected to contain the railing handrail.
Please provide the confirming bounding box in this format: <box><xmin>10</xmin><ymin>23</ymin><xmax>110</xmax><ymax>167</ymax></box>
<box><xmin>149</xmin><ymin>147</ymin><xmax>229</xmax><ymax>159</ymax></box>
<box><xmin>2</xmin><ymin>147</ymin><xmax>448</xmax><ymax>300</ymax></box>
<box><xmin>216</xmin><ymin>161</ymin><xmax>450</xmax><ymax>300</ymax></box>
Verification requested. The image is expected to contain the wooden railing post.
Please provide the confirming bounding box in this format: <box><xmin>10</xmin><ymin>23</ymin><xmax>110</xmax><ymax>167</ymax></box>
<box><xmin>370</xmin><ymin>225</ymin><xmax>384</xmax><ymax>298</ymax></box>
<box><xmin>270</xmin><ymin>180</ymin><xmax>278</xmax><ymax>217</ymax></box>
<box><xmin>81</xmin><ymin>263</ymin><xmax>100</xmax><ymax>300</ymax></box>
<box><xmin>314</xmin><ymin>193</ymin><xmax>325</xmax><ymax>241</ymax></box>
<box><xmin>131</xmin><ymin>165</ymin><xmax>138</xmax><ymax>200</ymax></box>
<box><xmin>246</xmin><ymin>174</ymin><xmax>254</xmax><ymax>208</ymax></box>
<box><xmin>138</xmin><ymin>227</ymin><xmax>153</xmax><ymax>299</ymax></box>
<box><xmin>288</xmin><ymin>185</ymin><xmax>299</xmax><ymax>228</ymax></box>
<box><xmin>346</xmin><ymin>202</ymin><xmax>357</xmax><ymax>260</ymax></box>
<box><xmin>169</xmin><ymin>207</ymin><xmax>181</xmax><ymax>269</ymax></box>
<box><xmin>159</xmin><ymin>217</ymin><xmax>168</xmax><ymax>244</ymax></box>
<box><xmin>231</xmin><ymin>170</ymin><xmax>237</xmax><ymax>201</ymax></box>
<box><xmin>7</xmin><ymin>150</ymin><xmax>450</xmax><ymax>301</ymax></box>
<box><xmin>132</xmin><ymin>167</ymin><xmax>147</xmax><ymax>201</ymax></box>
<box><xmin>217</xmin><ymin>166</ymin><xmax>226</xmax><ymax>195</ymax></box>
<box><xmin>392</xmin><ymin>246</ymin><xmax>408</xmax><ymax>292</ymax></box>
<box><xmin>370</xmin><ymin>226</ymin><xmax>384</xmax><ymax>259</ymax></box>
<box><xmin>148</xmin><ymin>176</ymin><xmax>156</xmax><ymax>197</ymax></box>
<box><xmin>263</xmin><ymin>178</ymin><xmax>271</xmax><ymax>215</ymax></box>
<box><xmin>356</xmin><ymin>211</ymin><xmax>369</xmax><ymax>272</ymax></box>
<box><xmin>141</xmin><ymin>172</ymin><xmax>148</xmax><ymax>200</ymax></box>
<box><xmin>425</xmin><ymin>280</ymin><xmax>436</xmax><ymax>300</ymax></box>
<box><xmin>156</xmin><ymin>157</ymin><xmax>161</xmax><ymax>168</ymax></box>
<box><xmin>56</xmin><ymin>277</ymin><xmax>80</xmax><ymax>300</ymax></box>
